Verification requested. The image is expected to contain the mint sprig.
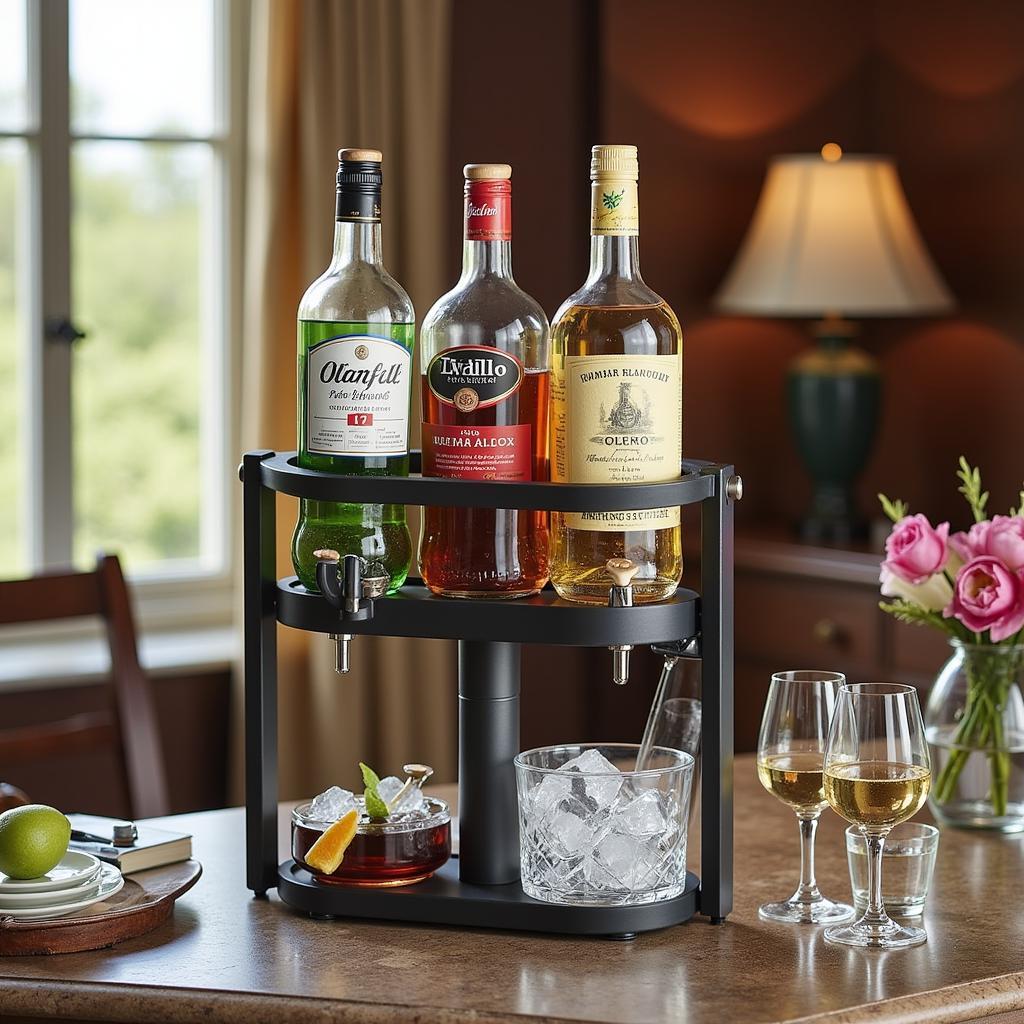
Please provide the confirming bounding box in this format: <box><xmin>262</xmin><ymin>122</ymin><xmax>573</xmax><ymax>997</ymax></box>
<box><xmin>359</xmin><ymin>762</ymin><xmax>380</xmax><ymax>790</ymax></box>
<box><xmin>359</xmin><ymin>762</ymin><xmax>389</xmax><ymax>820</ymax></box>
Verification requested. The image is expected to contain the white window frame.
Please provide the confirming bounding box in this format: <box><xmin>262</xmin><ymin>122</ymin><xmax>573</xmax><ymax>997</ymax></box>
<box><xmin>3</xmin><ymin>0</ymin><xmax>246</xmax><ymax>645</ymax></box>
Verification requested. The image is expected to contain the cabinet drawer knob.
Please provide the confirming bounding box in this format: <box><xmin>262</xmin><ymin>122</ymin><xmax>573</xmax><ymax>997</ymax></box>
<box><xmin>813</xmin><ymin>618</ymin><xmax>841</xmax><ymax>644</ymax></box>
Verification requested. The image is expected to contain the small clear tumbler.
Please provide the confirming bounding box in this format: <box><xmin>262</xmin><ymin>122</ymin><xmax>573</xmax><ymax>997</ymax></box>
<box><xmin>846</xmin><ymin>823</ymin><xmax>939</xmax><ymax>918</ymax></box>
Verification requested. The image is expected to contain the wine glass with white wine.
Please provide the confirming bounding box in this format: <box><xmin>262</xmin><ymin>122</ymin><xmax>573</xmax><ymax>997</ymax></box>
<box><xmin>756</xmin><ymin>671</ymin><xmax>854</xmax><ymax>924</ymax></box>
<box><xmin>823</xmin><ymin>682</ymin><xmax>932</xmax><ymax>948</ymax></box>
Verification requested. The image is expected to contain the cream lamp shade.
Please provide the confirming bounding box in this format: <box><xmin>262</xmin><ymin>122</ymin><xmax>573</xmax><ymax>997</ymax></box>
<box><xmin>715</xmin><ymin>153</ymin><xmax>954</xmax><ymax>317</ymax></box>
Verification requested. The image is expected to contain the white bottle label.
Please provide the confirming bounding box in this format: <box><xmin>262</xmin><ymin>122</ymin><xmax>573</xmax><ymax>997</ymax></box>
<box><xmin>306</xmin><ymin>334</ymin><xmax>411</xmax><ymax>456</ymax></box>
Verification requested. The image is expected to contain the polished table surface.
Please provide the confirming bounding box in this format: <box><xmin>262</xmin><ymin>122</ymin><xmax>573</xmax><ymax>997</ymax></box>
<box><xmin>1</xmin><ymin>756</ymin><xmax>1023</xmax><ymax>1024</ymax></box>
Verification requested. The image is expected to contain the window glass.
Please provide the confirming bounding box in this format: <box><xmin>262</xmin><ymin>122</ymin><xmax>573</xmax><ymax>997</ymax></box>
<box><xmin>0</xmin><ymin>140</ymin><xmax>27</xmax><ymax>579</ymax></box>
<box><xmin>70</xmin><ymin>0</ymin><xmax>215</xmax><ymax>136</ymax></box>
<box><xmin>71</xmin><ymin>141</ymin><xmax>209</xmax><ymax>571</ymax></box>
<box><xmin>0</xmin><ymin>0</ymin><xmax>27</xmax><ymax>132</ymax></box>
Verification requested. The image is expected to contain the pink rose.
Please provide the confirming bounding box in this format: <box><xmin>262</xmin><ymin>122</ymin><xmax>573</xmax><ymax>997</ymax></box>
<box><xmin>883</xmin><ymin>514</ymin><xmax>951</xmax><ymax>585</ymax></box>
<box><xmin>951</xmin><ymin>515</ymin><xmax>1024</xmax><ymax>572</ymax></box>
<box><xmin>944</xmin><ymin>556</ymin><xmax>1024</xmax><ymax>642</ymax></box>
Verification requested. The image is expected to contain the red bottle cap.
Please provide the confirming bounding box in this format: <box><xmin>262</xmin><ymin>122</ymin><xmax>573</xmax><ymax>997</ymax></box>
<box><xmin>463</xmin><ymin>163</ymin><xmax>511</xmax><ymax>242</ymax></box>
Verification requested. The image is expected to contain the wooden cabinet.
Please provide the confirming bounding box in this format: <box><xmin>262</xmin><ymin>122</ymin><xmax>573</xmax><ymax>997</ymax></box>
<box><xmin>730</xmin><ymin>529</ymin><xmax>950</xmax><ymax>752</ymax></box>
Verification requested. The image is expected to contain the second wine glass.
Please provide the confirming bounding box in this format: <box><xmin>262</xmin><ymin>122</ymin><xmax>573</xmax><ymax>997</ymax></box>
<box><xmin>823</xmin><ymin>682</ymin><xmax>932</xmax><ymax>948</ymax></box>
<box><xmin>756</xmin><ymin>670</ymin><xmax>854</xmax><ymax>924</ymax></box>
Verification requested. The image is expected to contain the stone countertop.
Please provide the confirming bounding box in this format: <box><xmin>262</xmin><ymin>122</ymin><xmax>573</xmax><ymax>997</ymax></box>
<box><xmin>1</xmin><ymin>757</ymin><xmax>1023</xmax><ymax>1024</ymax></box>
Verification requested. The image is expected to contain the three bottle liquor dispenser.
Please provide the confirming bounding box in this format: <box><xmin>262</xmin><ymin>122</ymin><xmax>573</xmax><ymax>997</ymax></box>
<box><xmin>291</xmin><ymin>145</ymin><xmax>685</xmax><ymax>611</ymax></box>
<box><xmin>244</xmin><ymin>143</ymin><xmax>739</xmax><ymax>937</ymax></box>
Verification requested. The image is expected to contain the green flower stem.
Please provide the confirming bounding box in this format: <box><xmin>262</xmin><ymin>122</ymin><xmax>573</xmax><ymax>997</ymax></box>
<box><xmin>932</xmin><ymin>648</ymin><xmax>1018</xmax><ymax>817</ymax></box>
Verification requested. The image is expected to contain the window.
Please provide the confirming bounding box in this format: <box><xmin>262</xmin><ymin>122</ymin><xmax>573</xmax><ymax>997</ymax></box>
<box><xmin>0</xmin><ymin>1</ymin><xmax>244</xmax><ymax>633</ymax></box>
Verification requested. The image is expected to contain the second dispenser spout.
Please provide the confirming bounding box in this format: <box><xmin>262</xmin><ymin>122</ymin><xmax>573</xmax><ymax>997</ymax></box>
<box><xmin>606</xmin><ymin>557</ymin><xmax>640</xmax><ymax>685</ymax></box>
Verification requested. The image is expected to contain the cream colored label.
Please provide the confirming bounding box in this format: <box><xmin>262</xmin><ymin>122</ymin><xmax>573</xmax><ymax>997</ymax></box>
<box><xmin>591</xmin><ymin>179</ymin><xmax>638</xmax><ymax>236</ymax></box>
<box><xmin>552</xmin><ymin>353</ymin><xmax>681</xmax><ymax>531</ymax></box>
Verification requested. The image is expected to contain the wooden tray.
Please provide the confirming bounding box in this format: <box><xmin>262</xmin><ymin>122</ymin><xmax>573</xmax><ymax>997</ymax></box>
<box><xmin>0</xmin><ymin>859</ymin><xmax>201</xmax><ymax>956</ymax></box>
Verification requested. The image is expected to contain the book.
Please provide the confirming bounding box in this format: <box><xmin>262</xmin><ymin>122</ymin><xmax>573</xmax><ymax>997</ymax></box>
<box><xmin>67</xmin><ymin>814</ymin><xmax>192</xmax><ymax>874</ymax></box>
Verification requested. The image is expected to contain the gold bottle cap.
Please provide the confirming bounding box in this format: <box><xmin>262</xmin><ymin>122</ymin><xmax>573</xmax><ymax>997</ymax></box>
<box><xmin>464</xmin><ymin>163</ymin><xmax>512</xmax><ymax>180</ymax></box>
<box><xmin>337</xmin><ymin>148</ymin><xmax>382</xmax><ymax>163</ymax></box>
<box><xmin>591</xmin><ymin>145</ymin><xmax>639</xmax><ymax>180</ymax></box>
<box><xmin>313</xmin><ymin>548</ymin><xmax>341</xmax><ymax>562</ymax></box>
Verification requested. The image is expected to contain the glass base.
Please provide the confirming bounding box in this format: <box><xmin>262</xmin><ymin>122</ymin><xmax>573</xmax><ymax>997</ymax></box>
<box><xmin>825</xmin><ymin>914</ymin><xmax>927</xmax><ymax>948</ymax></box>
<box><xmin>758</xmin><ymin>895</ymin><xmax>854</xmax><ymax>924</ymax></box>
<box><xmin>930</xmin><ymin>797</ymin><xmax>1024</xmax><ymax>833</ymax></box>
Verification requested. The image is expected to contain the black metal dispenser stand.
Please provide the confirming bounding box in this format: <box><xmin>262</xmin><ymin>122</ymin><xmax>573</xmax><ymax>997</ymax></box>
<box><xmin>242</xmin><ymin>450</ymin><xmax>737</xmax><ymax>936</ymax></box>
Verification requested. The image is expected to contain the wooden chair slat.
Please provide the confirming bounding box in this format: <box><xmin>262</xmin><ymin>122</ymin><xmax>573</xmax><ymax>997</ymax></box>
<box><xmin>0</xmin><ymin>554</ymin><xmax>170</xmax><ymax>818</ymax></box>
<box><xmin>0</xmin><ymin>712</ymin><xmax>117</xmax><ymax>764</ymax></box>
<box><xmin>0</xmin><ymin>572</ymin><xmax>103</xmax><ymax>625</ymax></box>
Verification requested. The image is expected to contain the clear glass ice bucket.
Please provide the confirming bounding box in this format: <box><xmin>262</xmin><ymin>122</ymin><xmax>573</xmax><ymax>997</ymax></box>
<box><xmin>514</xmin><ymin>743</ymin><xmax>694</xmax><ymax>907</ymax></box>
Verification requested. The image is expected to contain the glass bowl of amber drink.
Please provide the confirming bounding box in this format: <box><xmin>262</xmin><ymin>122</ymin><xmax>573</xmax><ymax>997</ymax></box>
<box><xmin>292</xmin><ymin>796</ymin><xmax>451</xmax><ymax>886</ymax></box>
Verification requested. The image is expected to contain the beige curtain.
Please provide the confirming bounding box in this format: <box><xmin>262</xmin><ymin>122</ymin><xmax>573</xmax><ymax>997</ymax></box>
<box><xmin>236</xmin><ymin>0</ymin><xmax>456</xmax><ymax>799</ymax></box>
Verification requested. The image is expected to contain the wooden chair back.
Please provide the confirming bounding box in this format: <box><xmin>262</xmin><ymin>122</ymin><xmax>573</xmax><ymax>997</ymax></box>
<box><xmin>0</xmin><ymin>554</ymin><xmax>170</xmax><ymax>818</ymax></box>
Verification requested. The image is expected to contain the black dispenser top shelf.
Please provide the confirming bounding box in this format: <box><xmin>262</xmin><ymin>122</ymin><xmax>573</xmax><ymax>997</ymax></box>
<box><xmin>255</xmin><ymin>449</ymin><xmax>717</xmax><ymax>509</ymax></box>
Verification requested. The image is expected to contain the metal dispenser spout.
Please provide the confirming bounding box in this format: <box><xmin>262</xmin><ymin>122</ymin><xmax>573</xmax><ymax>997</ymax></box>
<box><xmin>606</xmin><ymin>558</ymin><xmax>640</xmax><ymax>685</ymax></box>
<box><xmin>314</xmin><ymin>550</ymin><xmax>389</xmax><ymax>674</ymax></box>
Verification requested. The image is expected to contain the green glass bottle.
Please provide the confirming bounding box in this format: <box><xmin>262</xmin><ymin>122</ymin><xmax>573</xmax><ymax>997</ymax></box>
<box><xmin>291</xmin><ymin>149</ymin><xmax>415</xmax><ymax>593</ymax></box>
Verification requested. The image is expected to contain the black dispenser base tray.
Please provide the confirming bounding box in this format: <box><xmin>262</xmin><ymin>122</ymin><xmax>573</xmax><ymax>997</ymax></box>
<box><xmin>277</xmin><ymin>859</ymin><xmax>700</xmax><ymax>936</ymax></box>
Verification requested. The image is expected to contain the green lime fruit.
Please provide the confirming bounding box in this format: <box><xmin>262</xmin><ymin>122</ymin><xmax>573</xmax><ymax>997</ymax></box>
<box><xmin>0</xmin><ymin>804</ymin><xmax>72</xmax><ymax>879</ymax></box>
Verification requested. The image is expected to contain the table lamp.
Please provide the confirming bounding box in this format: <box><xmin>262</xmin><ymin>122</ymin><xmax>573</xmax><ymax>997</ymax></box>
<box><xmin>715</xmin><ymin>144</ymin><xmax>953</xmax><ymax>543</ymax></box>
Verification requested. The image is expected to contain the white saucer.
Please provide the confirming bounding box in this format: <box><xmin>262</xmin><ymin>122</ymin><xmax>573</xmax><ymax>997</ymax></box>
<box><xmin>0</xmin><ymin>874</ymin><xmax>102</xmax><ymax>908</ymax></box>
<box><xmin>0</xmin><ymin>863</ymin><xmax>123</xmax><ymax>920</ymax></box>
<box><xmin>0</xmin><ymin>851</ymin><xmax>102</xmax><ymax>893</ymax></box>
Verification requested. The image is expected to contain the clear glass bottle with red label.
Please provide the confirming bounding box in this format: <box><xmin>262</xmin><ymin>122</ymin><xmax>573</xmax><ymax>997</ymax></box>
<box><xmin>419</xmin><ymin>164</ymin><xmax>550</xmax><ymax>598</ymax></box>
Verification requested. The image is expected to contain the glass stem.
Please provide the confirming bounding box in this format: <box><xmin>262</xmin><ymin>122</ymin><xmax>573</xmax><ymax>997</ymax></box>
<box><xmin>795</xmin><ymin>814</ymin><xmax>822</xmax><ymax>901</ymax></box>
<box><xmin>863</xmin><ymin>831</ymin><xmax>888</xmax><ymax>925</ymax></box>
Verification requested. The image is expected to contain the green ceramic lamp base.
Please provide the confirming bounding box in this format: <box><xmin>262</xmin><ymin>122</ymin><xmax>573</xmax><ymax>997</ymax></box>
<box><xmin>787</xmin><ymin>318</ymin><xmax>880</xmax><ymax>545</ymax></box>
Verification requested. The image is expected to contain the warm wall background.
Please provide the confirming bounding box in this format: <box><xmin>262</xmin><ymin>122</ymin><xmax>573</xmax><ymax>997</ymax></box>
<box><xmin>451</xmin><ymin>0</ymin><xmax>1024</xmax><ymax>749</ymax></box>
<box><xmin>601</xmin><ymin>0</ymin><xmax>1024</xmax><ymax>527</ymax></box>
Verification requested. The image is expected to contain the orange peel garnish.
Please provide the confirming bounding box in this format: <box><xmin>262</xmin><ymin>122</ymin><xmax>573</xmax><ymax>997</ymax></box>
<box><xmin>305</xmin><ymin>809</ymin><xmax>359</xmax><ymax>874</ymax></box>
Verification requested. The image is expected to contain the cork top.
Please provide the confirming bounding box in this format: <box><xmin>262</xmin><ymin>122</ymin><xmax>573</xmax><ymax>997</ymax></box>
<box><xmin>591</xmin><ymin>145</ymin><xmax>639</xmax><ymax>180</ymax></box>
<box><xmin>338</xmin><ymin>148</ymin><xmax>382</xmax><ymax>163</ymax></box>
<box><xmin>464</xmin><ymin>163</ymin><xmax>512</xmax><ymax>180</ymax></box>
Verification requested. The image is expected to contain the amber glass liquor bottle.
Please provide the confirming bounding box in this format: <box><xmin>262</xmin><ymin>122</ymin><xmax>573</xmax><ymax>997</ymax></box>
<box><xmin>550</xmin><ymin>145</ymin><xmax>683</xmax><ymax>604</ymax></box>
<box><xmin>419</xmin><ymin>164</ymin><xmax>550</xmax><ymax>598</ymax></box>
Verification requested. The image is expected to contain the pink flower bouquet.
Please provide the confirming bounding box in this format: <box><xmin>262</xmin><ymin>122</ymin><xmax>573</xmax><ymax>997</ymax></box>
<box><xmin>879</xmin><ymin>459</ymin><xmax>1024</xmax><ymax>817</ymax></box>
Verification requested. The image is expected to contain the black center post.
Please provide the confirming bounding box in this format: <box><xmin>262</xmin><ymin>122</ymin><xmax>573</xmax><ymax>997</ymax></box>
<box><xmin>458</xmin><ymin>640</ymin><xmax>521</xmax><ymax>885</ymax></box>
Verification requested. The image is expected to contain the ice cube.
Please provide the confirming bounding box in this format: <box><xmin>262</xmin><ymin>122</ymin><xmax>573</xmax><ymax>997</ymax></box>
<box><xmin>613</xmin><ymin>789</ymin><xmax>667</xmax><ymax>838</ymax></box>
<box><xmin>377</xmin><ymin>776</ymin><xmax>427</xmax><ymax>814</ymax></box>
<box><xmin>530</xmin><ymin>772</ymin><xmax>573</xmax><ymax>818</ymax></box>
<box><xmin>584</xmin><ymin>833</ymin><xmax>639</xmax><ymax>890</ymax></box>
<box><xmin>560</xmin><ymin>748</ymin><xmax>623</xmax><ymax>808</ymax></box>
<box><xmin>548</xmin><ymin>809</ymin><xmax>597</xmax><ymax>858</ymax></box>
<box><xmin>307</xmin><ymin>785</ymin><xmax>356</xmax><ymax>822</ymax></box>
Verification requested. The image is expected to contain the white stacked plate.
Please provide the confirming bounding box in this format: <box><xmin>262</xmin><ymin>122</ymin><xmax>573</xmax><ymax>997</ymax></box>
<box><xmin>0</xmin><ymin>852</ymin><xmax>124</xmax><ymax>920</ymax></box>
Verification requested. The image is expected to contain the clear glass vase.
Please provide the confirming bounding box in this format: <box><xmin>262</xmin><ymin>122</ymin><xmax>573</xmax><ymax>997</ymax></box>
<box><xmin>925</xmin><ymin>640</ymin><xmax>1024</xmax><ymax>832</ymax></box>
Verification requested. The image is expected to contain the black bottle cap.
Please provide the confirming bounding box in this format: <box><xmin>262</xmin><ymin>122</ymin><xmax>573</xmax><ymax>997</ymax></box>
<box><xmin>336</xmin><ymin>148</ymin><xmax>382</xmax><ymax>194</ymax></box>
